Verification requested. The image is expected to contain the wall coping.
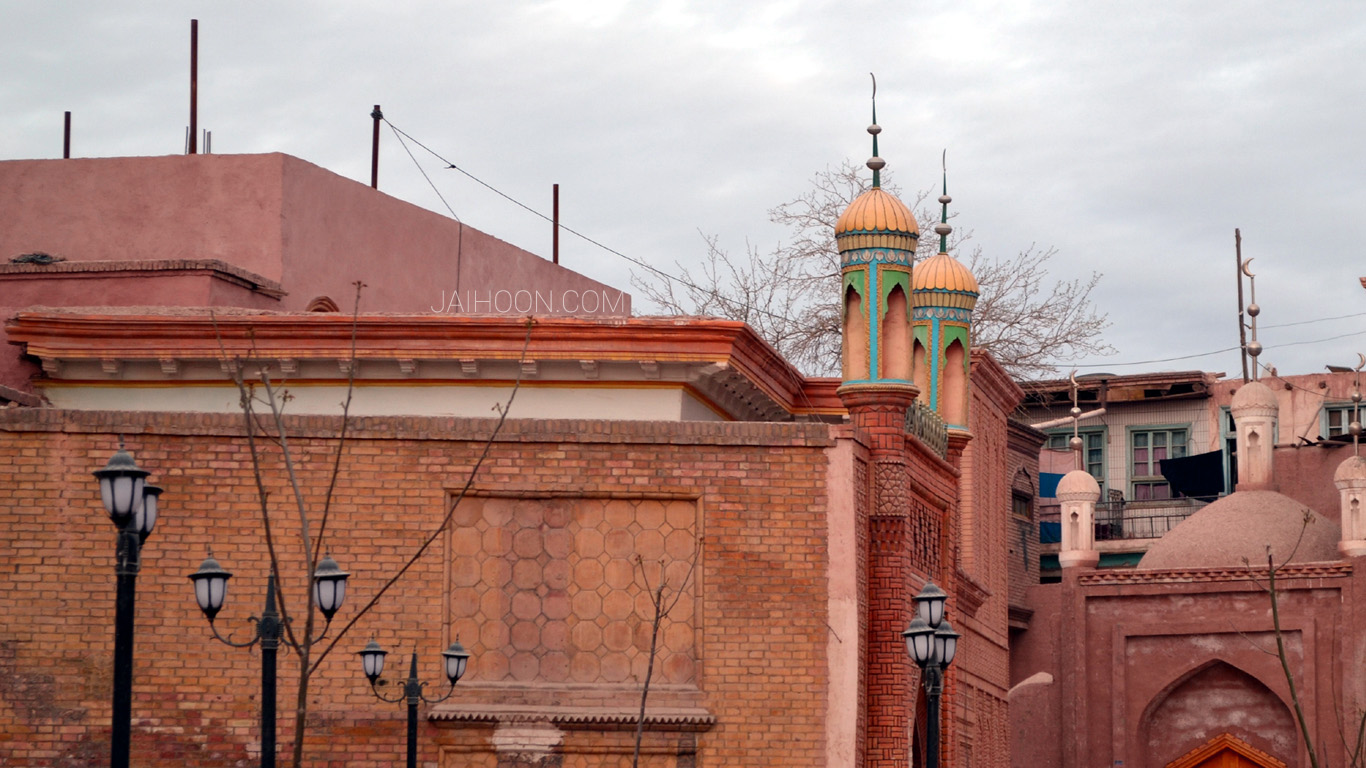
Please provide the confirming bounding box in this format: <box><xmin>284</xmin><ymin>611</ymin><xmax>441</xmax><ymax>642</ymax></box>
<box><xmin>0</xmin><ymin>406</ymin><xmax>837</xmax><ymax>447</ymax></box>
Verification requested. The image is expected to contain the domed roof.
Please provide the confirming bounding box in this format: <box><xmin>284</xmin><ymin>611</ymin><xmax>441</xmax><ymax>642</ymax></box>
<box><xmin>1138</xmin><ymin>490</ymin><xmax>1339</xmax><ymax>570</ymax></box>
<box><xmin>1336</xmin><ymin>455</ymin><xmax>1366</xmax><ymax>486</ymax></box>
<box><xmin>913</xmin><ymin>252</ymin><xmax>980</xmax><ymax>313</ymax></box>
<box><xmin>1056</xmin><ymin>469</ymin><xmax>1100</xmax><ymax>499</ymax></box>
<box><xmin>1231</xmin><ymin>380</ymin><xmax>1278</xmax><ymax>413</ymax></box>
<box><xmin>834</xmin><ymin>188</ymin><xmax>919</xmax><ymax>239</ymax></box>
<box><xmin>914</xmin><ymin>252</ymin><xmax>979</xmax><ymax>294</ymax></box>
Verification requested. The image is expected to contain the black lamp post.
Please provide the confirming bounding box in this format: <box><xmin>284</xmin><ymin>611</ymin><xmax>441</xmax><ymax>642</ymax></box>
<box><xmin>359</xmin><ymin>639</ymin><xmax>470</xmax><ymax>768</ymax></box>
<box><xmin>189</xmin><ymin>554</ymin><xmax>349</xmax><ymax>768</ymax></box>
<box><xmin>93</xmin><ymin>445</ymin><xmax>161</xmax><ymax>768</ymax></box>
<box><xmin>903</xmin><ymin>581</ymin><xmax>960</xmax><ymax>768</ymax></box>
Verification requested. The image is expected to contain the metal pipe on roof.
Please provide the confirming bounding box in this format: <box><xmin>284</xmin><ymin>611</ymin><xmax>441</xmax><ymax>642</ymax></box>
<box><xmin>371</xmin><ymin>105</ymin><xmax>382</xmax><ymax>189</ymax></box>
<box><xmin>189</xmin><ymin>20</ymin><xmax>198</xmax><ymax>155</ymax></box>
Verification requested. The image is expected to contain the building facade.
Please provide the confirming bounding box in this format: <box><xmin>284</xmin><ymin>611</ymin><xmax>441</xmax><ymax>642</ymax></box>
<box><xmin>1013</xmin><ymin>361</ymin><xmax>1366</xmax><ymax>768</ymax></box>
<box><xmin>0</xmin><ymin>142</ymin><xmax>1031</xmax><ymax>766</ymax></box>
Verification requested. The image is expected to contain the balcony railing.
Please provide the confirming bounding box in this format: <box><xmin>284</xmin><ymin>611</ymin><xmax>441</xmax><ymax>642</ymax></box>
<box><xmin>905</xmin><ymin>400</ymin><xmax>948</xmax><ymax>458</ymax></box>
<box><xmin>1037</xmin><ymin>497</ymin><xmax>1214</xmax><ymax>543</ymax></box>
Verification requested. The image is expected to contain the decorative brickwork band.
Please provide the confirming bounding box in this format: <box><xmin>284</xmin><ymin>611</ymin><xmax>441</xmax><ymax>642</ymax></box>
<box><xmin>868</xmin><ymin>509</ymin><xmax>911</xmax><ymax>768</ymax></box>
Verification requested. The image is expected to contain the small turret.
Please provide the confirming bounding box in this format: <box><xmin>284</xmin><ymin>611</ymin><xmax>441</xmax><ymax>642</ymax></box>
<box><xmin>1057</xmin><ymin>374</ymin><xmax>1099</xmax><ymax>569</ymax></box>
<box><xmin>836</xmin><ymin>77</ymin><xmax>920</xmax><ymax>389</ymax></box>
<box><xmin>911</xmin><ymin>157</ymin><xmax>978</xmax><ymax>430</ymax></box>
<box><xmin>1337</xmin><ymin>363</ymin><xmax>1366</xmax><ymax>558</ymax></box>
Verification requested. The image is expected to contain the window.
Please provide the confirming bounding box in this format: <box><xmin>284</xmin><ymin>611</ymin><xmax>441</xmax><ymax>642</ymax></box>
<box><xmin>1012</xmin><ymin>469</ymin><xmax>1035</xmax><ymax>521</ymax></box>
<box><xmin>1047</xmin><ymin>429</ymin><xmax>1105</xmax><ymax>486</ymax></box>
<box><xmin>1221</xmin><ymin>407</ymin><xmax>1237</xmax><ymax>493</ymax></box>
<box><xmin>1130</xmin><ymin>427</ymin><xmax>1188</xmax><ymax>500</ymax></box>
<box><xmin>1325</xmin><ymin>404</ymin><xmax>1360</xmax><ymax>438</ymax></box>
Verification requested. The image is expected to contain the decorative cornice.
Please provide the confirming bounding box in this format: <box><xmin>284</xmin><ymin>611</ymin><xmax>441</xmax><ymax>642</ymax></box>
<box><xmin>956</xmin><ymin>567</ymin><xmax>992</xmax><ymax>617</ymax></box>
<box><xmin>0</xmin><ymin>258</ymin><xmax>286</xmax><ymax>298</ymax></box>
<box><xmin>5</xmin><ymin>312</ymin><xmax>828</xmax><ymax>419</ymax></box>
<box><xmin>841</xmin><ymin>247</ymin><xmax>914</xmax><ymax>267</ymax></box>
<box><xmin>429</xmin><ymin>704</ymin><xmax>716</xmax><ymax>731</ymax></box>
<box><xmin>1079</xmin><ymin>561</ymin><xmax>1353</xmax><ymax>586</ymax></box>
<box><xmin>912</xmin><ymin>306</ymin><xmax>973</xmax><ymax>323</ymax></box>
<box><xmin>1007</xmin><ymin>603</ymin><xmax>1034</xmax><ymax>630</ymax></box>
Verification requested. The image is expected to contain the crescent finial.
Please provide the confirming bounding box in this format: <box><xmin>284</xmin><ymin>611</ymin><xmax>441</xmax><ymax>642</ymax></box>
<box><xmin>1069</xmin><ymin>369</ymin><xmax>1078</xmax><ymax>387</ymax></box>
<box><xmin>1241</xmin><ymin>258</ymin><xmax>1256</xmax><ymax>279</ymax></box>
<box><xmin>1356</xmin><ymin>353</ymin><xmax>1365</xmax><ymax>372</ymax></box>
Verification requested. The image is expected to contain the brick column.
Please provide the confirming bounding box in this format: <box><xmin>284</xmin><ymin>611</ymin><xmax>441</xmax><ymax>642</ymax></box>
<box><xmin>839</xmin><ymin>383</ymin><xmax>918</xmax><ymax>768</ymax></box>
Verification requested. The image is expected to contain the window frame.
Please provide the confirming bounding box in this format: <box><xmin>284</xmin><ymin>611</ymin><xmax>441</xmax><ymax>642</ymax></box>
<box><xmin>1011</xmin><ymin>469</ymin><xmax>1035</xmax><ymax>522</ymax></box>
<box><xmin>1127</xmin><ymin>423</ymin><xmax>1191</xmax><ymax>501</ymax></box>
<box><xmin>1045</xmin><ymin>426</ymin><xmax>1107</xmax><ymax>490</ymax></box>
<box><xmin>1324</xmin><ymin>403</ymin><xmax>1360</xmax><ymax>438</ymax></box>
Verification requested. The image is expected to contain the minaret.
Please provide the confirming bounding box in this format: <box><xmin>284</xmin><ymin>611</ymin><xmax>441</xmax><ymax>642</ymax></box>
<box><xmin>834</xmin><ymin>76</ymin><xmax>923</xmax><ymax>768</ymax></box>
<box><xmin>1337</xmin><ymin>358</ymin><xmax>1366</xmax><ymax>558</ymax></box>
<box><xmin>1233</xmin><ymin>261</ymin><xmax>1279</xmax><ymax>491</ymax></box>
<box><xmin>1057</xmin><ymin>372</ymin><xmax>1101</xmax><ymax>569</ymax></box>
<box><xmin>836</xmin><ymin>81</ymin><xmax>920</xmax><ymax>388</ymax></box>
<box><xmin>911</xmin><ymin>157</ymin><xmax>979</xmax><ymax>432</ymax></box>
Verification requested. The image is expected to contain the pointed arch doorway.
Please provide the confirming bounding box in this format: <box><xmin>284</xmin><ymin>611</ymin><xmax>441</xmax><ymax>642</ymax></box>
<box><xmin>1164</xmin><ymin>733</ymin><xmax>1287</xmax><ymax>768</ymax></box>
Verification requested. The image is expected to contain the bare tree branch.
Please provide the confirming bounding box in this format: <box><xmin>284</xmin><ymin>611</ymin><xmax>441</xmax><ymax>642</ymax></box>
<box><xmin>632</xmin><ymin>160</ymin><xmax>1113</xmax><ymax>377</ymax></box>
<box><xmin>631</xmin><ymin>553</ymin><xmax>698</xmax><ymax>768</ymax></box>
<box><xmin>209</xmin><ymin>300</ymin><xmax>535</xmax><ymax>767</ymax></box>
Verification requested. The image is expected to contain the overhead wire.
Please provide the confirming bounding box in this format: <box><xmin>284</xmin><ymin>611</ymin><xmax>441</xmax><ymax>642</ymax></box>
<box><xmin>383</xmin><ymin>116</ymin><xmax>831</xmax><ymax>417</ymax></box>
<box><xmin>383</xmin><ymin>117</ymin><xmax>1366</xmax><ymax>376</ymax></box>
<box><xmin>387</xmin><ymin>123</ymin><xmax>461</xmax><ymax>222</ymax></box>
<box><xmin>382</xmin><ymin>117</ymin><xmax>815</xmax><ymax>332</ymax></box>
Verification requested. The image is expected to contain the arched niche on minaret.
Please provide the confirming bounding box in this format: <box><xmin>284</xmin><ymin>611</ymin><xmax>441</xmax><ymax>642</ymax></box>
<box><xmin>881</xmin><ymin>281</ymin><xmax>911</xmax><ymax>381</ymax></box>
<box><xmin>843</xmin><ymin>279</ymin><xmax>869</xmax><ymax>381</ymax></box>
<box><xmin>912</xmin><ymin>330</ymin><xmax>930</xmax><ymax>397</ymax></box>
<box><xmin>942</xmin><ymin>337</ymin><xmax>968</xmax><ymax>427</ymax></box>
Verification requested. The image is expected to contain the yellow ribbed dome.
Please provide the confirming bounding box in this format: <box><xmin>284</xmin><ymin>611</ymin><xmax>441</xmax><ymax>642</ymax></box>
<box><xmin>913</xmin><ymin>251</ymin><xmax>979</xmax><ymax>295</ymax></box>
<box><xmin>835</xmin><ymin>188</ymin><xmax>918</xmax><ymax>238</ymax></box>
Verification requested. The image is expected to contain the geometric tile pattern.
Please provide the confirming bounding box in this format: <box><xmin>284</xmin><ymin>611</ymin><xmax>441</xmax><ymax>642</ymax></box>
<box><xmin>449</xmin><ymin>497</ymin><xmax>697</xmax><ymax>686</ymax></box>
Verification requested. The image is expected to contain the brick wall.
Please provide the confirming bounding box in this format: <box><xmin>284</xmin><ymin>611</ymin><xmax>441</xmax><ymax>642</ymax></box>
<box><xmin>0</xmin><ymin>409</ymin><xmax>834</xmax><ymax>767</ymax></box>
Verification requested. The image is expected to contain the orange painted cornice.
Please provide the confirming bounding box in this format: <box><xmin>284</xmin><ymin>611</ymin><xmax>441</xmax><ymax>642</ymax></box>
<box><xmin>6</xmin><ymin>311</ymin><xmax>844</xmax><ymax>416</ymax></box>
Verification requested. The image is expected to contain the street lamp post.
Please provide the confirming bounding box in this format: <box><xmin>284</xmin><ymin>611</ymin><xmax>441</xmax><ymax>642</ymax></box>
<box><xmin>903</xmin><ymin>581</ymin><xmax>961</xmax><ymax>768</ymax></box>
<box><xmin>93</xmin><ymin>445</ymin><xmax>162</xmax><ymax>768</ymax></box>
<box><xmin>189</xmin><ymin>554</ymin><xmax>349</xmax><ymax>768</ymax></box>
<box><xmin>358</xmin><ymin>639</ymin><xmax>470</xmax><ymax>768</ymax></box>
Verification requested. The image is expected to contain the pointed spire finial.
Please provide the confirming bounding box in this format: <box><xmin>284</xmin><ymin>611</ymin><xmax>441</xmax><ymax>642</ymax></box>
<box><xmin>1354</xmin><ymin>354</ymin><xmax>1364</xmax><ymax>457</ymax></box>
<box><xmin>1242</xmin><ymin>258</ymin><xmax>1262</xmax><ymax>380</ymax></box>
<box><xmin>1068</xmin><ymin>370</ymin><xmax>1083</xmax><ymax>472</ymax></box>
<box><xmin>866</xmin><ymin>73</ymin><xmax>885</xmax><ymax>187</ymax></box>
<box><xmin>934</xmin><ymin>149</ymin><xmax>953</xmax><ymax>252</ymax></box>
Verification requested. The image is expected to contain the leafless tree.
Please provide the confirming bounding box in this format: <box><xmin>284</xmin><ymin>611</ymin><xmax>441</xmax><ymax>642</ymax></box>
<box><xmin>209</xmin><ymin>287</ymin><xmax>534</xmax><ymax>767</ymax></box>
<box><xmin>1242</xmin><ymin>519</ymin><xmax>1366</xmax><ymax>768</ymax></box>
<box><xmin>631</xmin><ymin>161</ymin><xmax>1113</xmax><ymax>378</ymax></box>
<box><xmin>631</xmin><ymin>554</ymin><xmax>697</xmax><ymax>768</ymax></box>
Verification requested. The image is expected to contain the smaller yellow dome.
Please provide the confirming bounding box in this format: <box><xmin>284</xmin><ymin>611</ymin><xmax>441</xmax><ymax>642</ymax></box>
<box><xmin>913</xmin><ymin>251</ymin><xmax>979</xmax><ymax>295</ymax></box>
<box><xmin>835</xmin><ymin>188</ymin><xmax>918</xmax><ymax>238</ymax></box>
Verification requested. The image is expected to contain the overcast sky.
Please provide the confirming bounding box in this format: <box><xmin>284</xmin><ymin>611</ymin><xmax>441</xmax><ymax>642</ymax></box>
<box><xmin>4</xmin><ymin>1</ymin><xmax>1365</xmax><ymax>379</ymax></box>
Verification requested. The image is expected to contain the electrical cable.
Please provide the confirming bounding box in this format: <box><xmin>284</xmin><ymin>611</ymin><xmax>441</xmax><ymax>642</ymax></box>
<box><xmin>383</xmin><ymin>117</ymin><xmax>1366</xmax><ymax>379</ymax></box>
<box><xmin>387</xmin><ymin>123</ymin><xmax>461</xmax><ymax>223</ymax></box>
<box><xmin>382</xmin><ymin>117</ymin><xmax>819</xmax><ymax>332</ymax></box>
